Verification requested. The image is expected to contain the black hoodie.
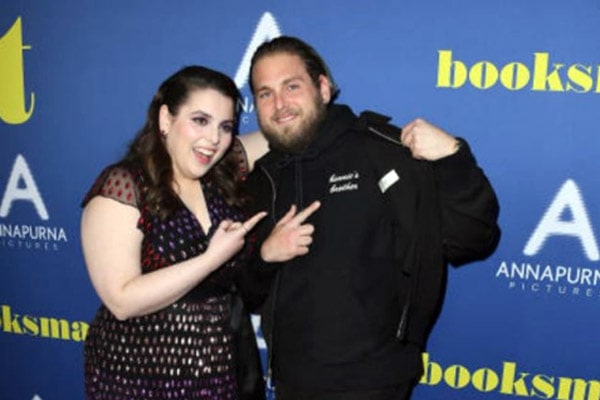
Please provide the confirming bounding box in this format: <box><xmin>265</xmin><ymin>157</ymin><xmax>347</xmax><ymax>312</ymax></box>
<box><xmin>240</xmin><ymin>104</ymin><xmax>500</xmax><ymax>390</ymax></box>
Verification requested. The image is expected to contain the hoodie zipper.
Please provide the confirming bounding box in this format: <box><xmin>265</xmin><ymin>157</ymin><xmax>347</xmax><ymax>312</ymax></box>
<box><xmin>367</xmin><ymin>126</ymin><xmax>403</xmax><ymax>146</ymax></box>
<box><xmin>294</xmin><ymin>157</ymin><xmax>304</xmax><ymax>207</ymax></box>
<box><xmin>260</xmin><ymin>164</ymin><xmax>278</xmax><ymax>391</ymax></box>
<box><xmin>366</xmin><ymin>124</ymin><xmax>413</xmax><ymax>341</ymax></box>
<box><xmin>260</xmin><ymin>156</ymin><xmax>305</xmax><ymax>390</ymax></box>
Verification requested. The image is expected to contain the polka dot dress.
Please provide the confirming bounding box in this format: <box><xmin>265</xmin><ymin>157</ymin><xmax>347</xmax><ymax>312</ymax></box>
<box><xmin>82</xmin><ymin>163</ymin><xmax>248</xmax><ymax>399</ymax></box>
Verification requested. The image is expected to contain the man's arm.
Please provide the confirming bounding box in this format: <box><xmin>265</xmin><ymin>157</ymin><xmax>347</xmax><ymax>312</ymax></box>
<box><xmin>400</xmin><ymin>117</ymin><xmax>500</xmax><ymax>265</ymax></box>
<box><xmin>432</xmin><ymin>138</ymin><xmax>501</xmax><ymax>266</ymax></box>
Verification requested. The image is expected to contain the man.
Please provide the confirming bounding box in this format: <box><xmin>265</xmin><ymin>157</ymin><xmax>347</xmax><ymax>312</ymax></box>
<box><xmin>241</xmin><ymin>36</ymin><xmax>500</xmax><ymax>400</ymax></box>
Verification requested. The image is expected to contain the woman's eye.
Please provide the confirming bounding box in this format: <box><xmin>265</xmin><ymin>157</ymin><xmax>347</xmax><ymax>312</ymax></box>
<box><xmin>220</xmin><ymin>124</ymin><xmax>234</xmax><ymax>134</ymax></box>
<box><xmin>193</xmin><ymin>117</ymin><xmax>208</xmax><ymax>125</ymax></box>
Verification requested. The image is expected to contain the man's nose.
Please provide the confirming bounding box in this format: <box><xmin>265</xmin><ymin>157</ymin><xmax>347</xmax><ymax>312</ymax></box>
<box><xmin>273</xmin><ymin>91</ymin><xmax>286</xmax><ymax>110</ymax></box>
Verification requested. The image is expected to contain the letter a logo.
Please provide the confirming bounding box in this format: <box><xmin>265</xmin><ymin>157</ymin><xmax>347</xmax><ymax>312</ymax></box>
<box><xmin>524</xmin><ymin>179</ymin><xmax>599</xmax><ymax>261</ymax></box>
<box><xmin>0</xmin><ymin>154</ymin><xmax>49</xmax><ymax>220</ymax></box>
<box><xmin>233</xmin><ymin>12</ymin><xmax>282</xmax><ymax>89</ymax></box>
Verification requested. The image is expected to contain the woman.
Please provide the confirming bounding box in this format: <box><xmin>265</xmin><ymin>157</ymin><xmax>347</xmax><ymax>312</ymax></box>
<box><xmin>81</xmin><ymin>65</ymin><xmax>267</xmax><ymax>399</ymax></box>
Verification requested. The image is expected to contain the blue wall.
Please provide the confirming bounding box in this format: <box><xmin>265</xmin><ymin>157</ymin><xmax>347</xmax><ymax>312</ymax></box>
<box><xmin>1</xmin><ymin>1</ymin><xmax>599</xmax><ymax>399</ymax></box>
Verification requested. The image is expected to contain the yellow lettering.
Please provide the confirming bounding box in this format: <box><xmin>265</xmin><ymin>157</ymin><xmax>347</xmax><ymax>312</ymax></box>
<box><xmin>436</xmin><ymin>49</ymin><xmax>600</xmax><ymax>94</ymax></box>
<box><xmin>1</xmin><ymin>304</ymin><xmax>90</xmax><ymax>342</ymax></box>
<box><xmin>420</xmin><ymin>352</ymin><xmax>443</xmax><ymax>385</ymax></box>
<box><xmin>469</xmin><ymin>61</ymin><xmax>498</xmax><ymax>89</ymax></box>
<box><xmin>500</xmin><ymin>361</ymin><xmax>530</xmax><ymax>396</ymax></box>
<box><xmin>416</xmin><ymin>353</ymin><xmax>597</xmax><ymax>399</ymax></box>
<box><xmin>500</xmin><ymin>62</ymin><xmax>530</xmax><ymax>90</ymax></box>
<box><xmin>436</xmin><ymin>50</ymin><xmax>467</xmax><ymax>88</ymax></box>
<box><xmin>0</xmin><ymin>17</ymin><xmax>35</xmax><ymax>124</ymax></box>
<box><xmin>472</xmin><ymin>368</ymin><xmax>500</xmax><ymax>392</ymax></box>
<box><xmin>2</xmin><ymin>304</ymin><xmax>22</xmax><ymax>333</ymax></box>
<box><xmin>566</xmin><ymin>64</ymin><xmax>594</xmax><ymax>93</ymax></box>
<box><xmin>531</xmin><ymin>375</ymin><xmax>555</xmax><ymax>399</ymax></box>
<box><xmin>39</xmin><ymin>317</ymin><xmax>71</xmax><ymax>340</ymax></box>
<box><xmin>532</xmin><ymin>52</ymin><xmax>565</xmax><ymax>92</ymax></box>
<box><xmin>557</xmin><ymin>377</ymin><xmax>575</xmax><ymax>400</ymax></box>
<box><xmin>444</xmin><ymin>364</ymin><xmax>471</xmax><ymax>389</ymax></box>
<box><xmin>22</xmin><ymin>314</ymin><xmax>39</xmax><ymax>335</ymax></box>
<box><xmin>571</xmin><ymin>378</ymin><xmax>600</xmax><ymax>400</ymax></box>
<box><xmin>70</xmin><ymin>321</ymin><xmax>89</xmax><ymax>342</ymax></box>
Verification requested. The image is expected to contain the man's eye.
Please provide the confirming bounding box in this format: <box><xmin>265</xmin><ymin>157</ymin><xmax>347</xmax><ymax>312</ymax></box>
<box><xmin>258</xmin><ymin>91</ymin><xmax>271</xmax><ymax>99</ymax></box>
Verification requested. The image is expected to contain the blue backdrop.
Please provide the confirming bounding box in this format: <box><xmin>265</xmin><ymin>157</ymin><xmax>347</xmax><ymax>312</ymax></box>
<box><xmin>1</xmin><ymin>1</ymin><xmax>599</xmax><ymax>399</ymax></box>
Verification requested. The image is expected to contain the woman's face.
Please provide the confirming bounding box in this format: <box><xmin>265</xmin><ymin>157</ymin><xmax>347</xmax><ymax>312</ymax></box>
<box><xmin>160</xmin><ymin>88</ymin><xmax>235</xmax><ymax>185</ymax></box>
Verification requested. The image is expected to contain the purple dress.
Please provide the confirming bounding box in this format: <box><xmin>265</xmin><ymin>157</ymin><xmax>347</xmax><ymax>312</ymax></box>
<box><xmin>82</xmin><ymin>163</ymin><xmax>250</xmax><ymax>399</ymax></box>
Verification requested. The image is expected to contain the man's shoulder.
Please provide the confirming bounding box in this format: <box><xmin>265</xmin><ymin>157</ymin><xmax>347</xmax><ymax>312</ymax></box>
<box><xmin>346</xmin><ymin>110</ymin><xmax>426</xmax><ymax>180</ymax></box>
<box><xmin>351</xmin><ymin>110</ymin><xmax>403</xmax><ymax>147</ymax></box>
<box><xmin>251</xmin><ymin>149</ymin><xmax>283</xmax><ymax>176</ymax></box>
<box><xmin>352</xmin><ymin>110</ymin><xmax>407</xmax><ymax>153</ymax></box>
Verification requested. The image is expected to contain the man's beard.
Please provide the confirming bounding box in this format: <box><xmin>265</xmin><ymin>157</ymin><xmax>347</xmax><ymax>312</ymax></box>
<box><xmin>259</xmin><ymin>96</ymin><xmax>327</xmax><ymax>155</ymax></box>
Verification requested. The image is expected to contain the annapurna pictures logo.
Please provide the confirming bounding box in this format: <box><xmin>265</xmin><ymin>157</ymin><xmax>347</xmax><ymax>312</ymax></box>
<box><xmin>496</xmin><ymin>179</ymin><xmax>600</xmax><ymax>299</ymax></box>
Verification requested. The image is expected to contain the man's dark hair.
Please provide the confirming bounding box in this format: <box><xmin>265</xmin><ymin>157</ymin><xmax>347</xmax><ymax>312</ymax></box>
<box><xmin>249</xmin><ymin>36</ymin><xmax>339</xmax><ymax>100</ymax></box>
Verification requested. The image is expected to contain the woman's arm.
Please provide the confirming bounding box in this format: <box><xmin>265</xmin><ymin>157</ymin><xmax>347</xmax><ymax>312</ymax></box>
<box><xmin>81</xmin><ymin>196</ymin><xmax>264</xmax><ymax>320</ymax></box>
<box><xmin>237</xmin><ymin>131</ymin><xmax>269</xmax><ymax>172</ymax></box>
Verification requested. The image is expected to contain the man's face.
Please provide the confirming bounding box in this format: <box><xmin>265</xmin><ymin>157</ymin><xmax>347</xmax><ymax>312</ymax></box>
<box><xmin>251</xmin><ymin>52</ymin><xmax>331</xmax><ymax>153</ymax></box>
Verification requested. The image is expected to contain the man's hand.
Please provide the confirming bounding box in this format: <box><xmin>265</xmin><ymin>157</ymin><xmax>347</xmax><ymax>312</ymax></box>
<box><xmin>401</xmin><ymin>118</ymin><xmax>460</xmax><ymax>161</ymax></box>
<box><xmin>261</xmin><ymin>201</ymin><xmax>321</xmax><ymax>262</ymax></box>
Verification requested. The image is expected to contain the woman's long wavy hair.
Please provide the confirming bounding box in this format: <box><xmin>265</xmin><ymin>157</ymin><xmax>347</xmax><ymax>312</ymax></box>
<box><xmin>122</xmin><ymin>65</ymin><xmax>247</xmax><ymax>219</ymax></box>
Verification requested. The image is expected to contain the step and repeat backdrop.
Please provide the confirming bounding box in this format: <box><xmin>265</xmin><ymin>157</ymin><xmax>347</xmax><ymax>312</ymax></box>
<box><xmin>1</xmin><ymin>1</ymin><xmax>599</xmax><ymax>399</ymax></box>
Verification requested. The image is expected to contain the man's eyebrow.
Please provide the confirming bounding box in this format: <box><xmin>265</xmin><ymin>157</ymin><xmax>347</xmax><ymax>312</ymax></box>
<box><xmin>256</xmin><ymin>75</ymin><xmax>306</xmax><ymax>92</ymax></box>
<box><xmin>255</xmin><ymin>84</ymin><xmax>270</xmax><ymax>92</ymax></box>
<box><xmin>282</xmin><ymin>75</ymin><xmax>305</xmax><ymax>85</ymax></box>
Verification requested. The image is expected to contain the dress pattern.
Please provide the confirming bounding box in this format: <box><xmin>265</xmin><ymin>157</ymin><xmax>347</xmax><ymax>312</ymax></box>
<box><xmin>82</xmin><ymin>163</ymin><xmax>249</xmax><ymax>400</ymax></box>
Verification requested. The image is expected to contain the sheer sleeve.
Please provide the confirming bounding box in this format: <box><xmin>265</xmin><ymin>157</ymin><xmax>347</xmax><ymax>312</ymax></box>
<box><xmin>81</xmin><ymin>164</ymin><xmax>140</xmax><ymax>208</ymax></box>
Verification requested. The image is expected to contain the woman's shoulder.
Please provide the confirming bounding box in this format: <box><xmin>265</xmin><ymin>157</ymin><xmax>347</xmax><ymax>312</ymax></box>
<box><xmin>81</xmin><ymin>161</ymin><xmax>146</xmax><ymax>209</ymax></box>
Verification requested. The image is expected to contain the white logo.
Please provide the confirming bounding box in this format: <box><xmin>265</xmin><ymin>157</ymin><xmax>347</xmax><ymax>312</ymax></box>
<box><xmin>495</xmin><ymin>179</ymin><xmax>600</xmax><ymax>299</ymax></box>
<box><xmin>524</xmin><ymin>179</ymin><xmax>598</xmax><ymax>260</ymax></box>
<box><xmin>329</xmin><ymin>171</ymin><xmax>359</xmax><ymax>194</ymax></box>
<box><xmin>0</xmin><ymin>154</ymin><xmax>68</xmax><ymax>251</ymax></box>
<box><xmin>233</xmin><ymin>12</ymin><xmax>282</xmax><ymax>90</ymax></box>
<box><xmin>378</xmin><ymin>169</ymin><xmax>399</xmax><ymax>193</ymax></box>
<box><xmin>0</xmin><ymin>154</ymin><xmax>48</xmax><ymax>220</ymax></box>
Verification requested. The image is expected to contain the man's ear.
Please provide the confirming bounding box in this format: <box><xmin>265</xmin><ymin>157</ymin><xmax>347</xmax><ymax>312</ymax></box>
<box><xmin>318</xmin><ymin>75</ymin><xmax>332</xmax><ymax>104</ymax></box>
